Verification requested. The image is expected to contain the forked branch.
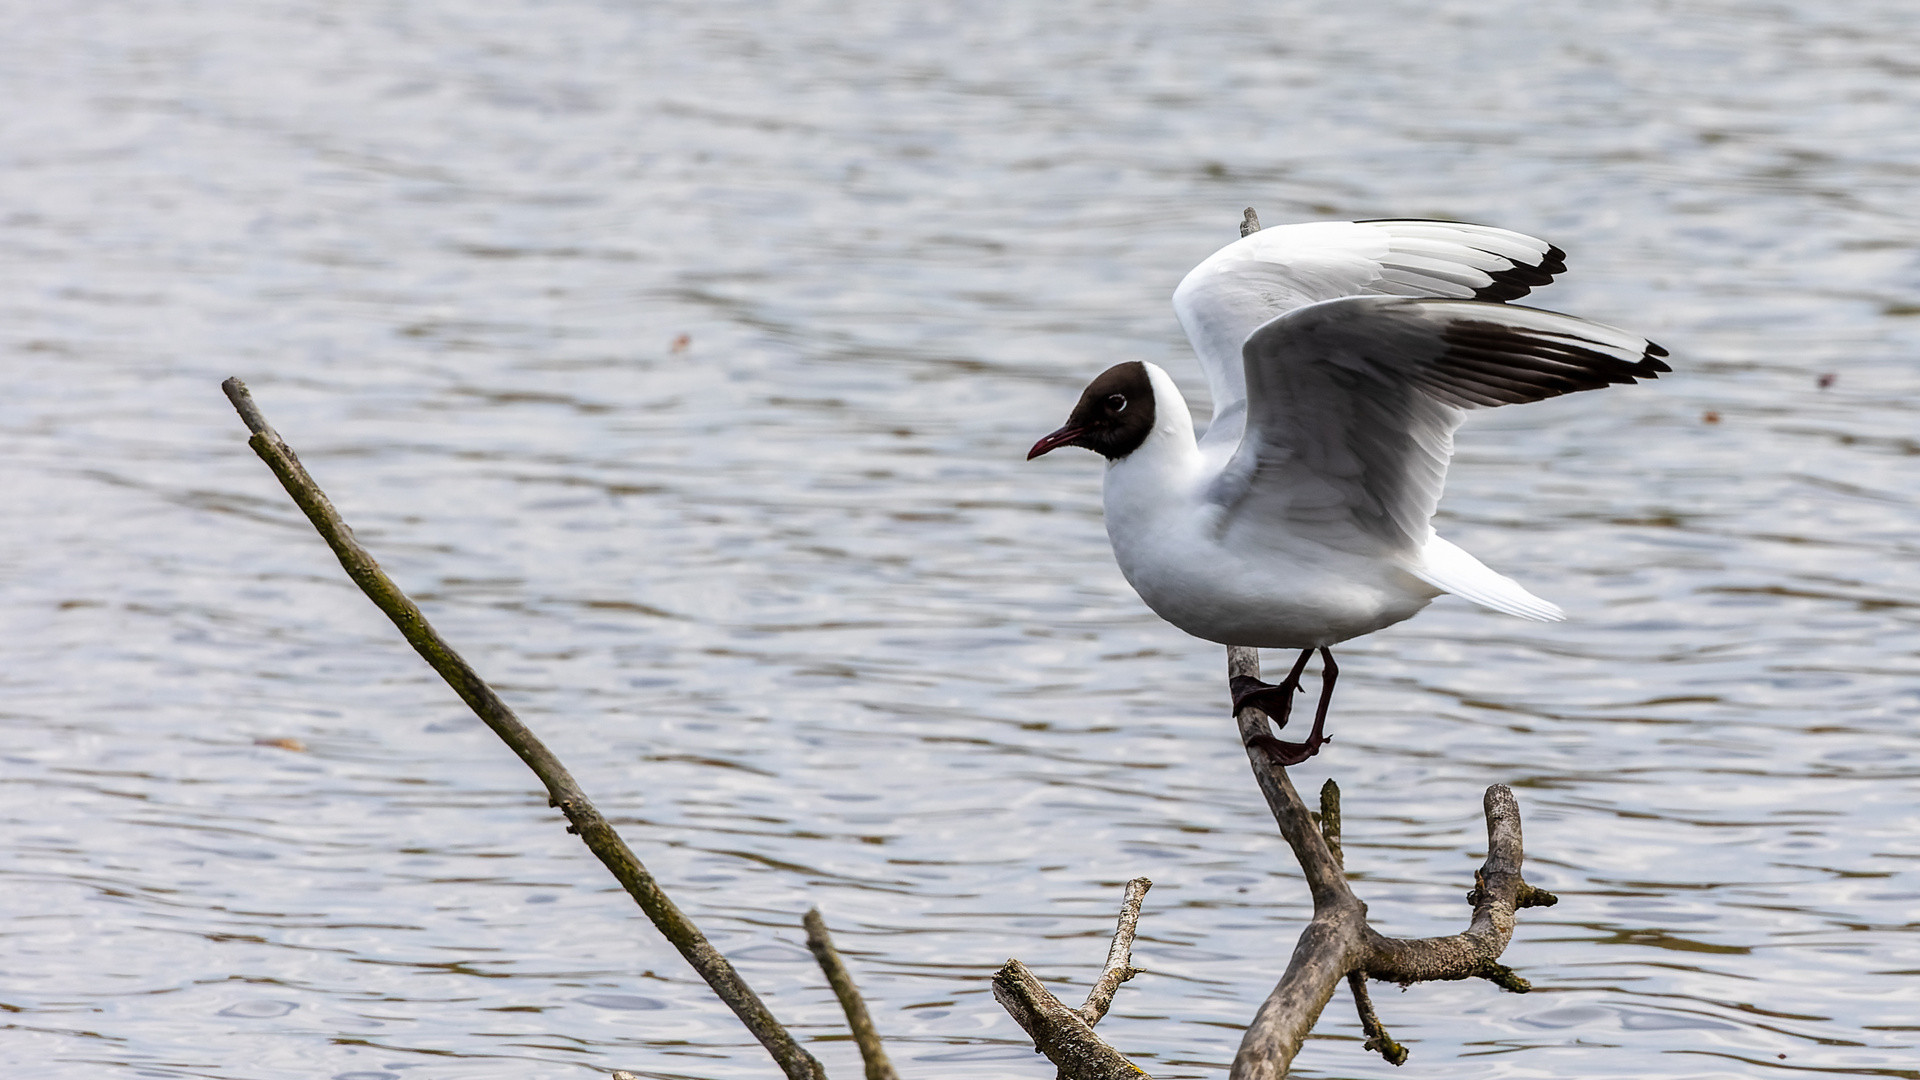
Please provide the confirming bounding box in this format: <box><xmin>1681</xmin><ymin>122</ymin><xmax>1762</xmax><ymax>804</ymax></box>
<box><xmin>1228</xmin><ymin>645</ymin><xmax>1557</xmax><ymax>1079</ymax></box>
<box><xmin>993</xmin><ymin>878</ymin><xmax>1154</xmax><ymax>1078</ymax></box>
<box><xmin>988</xmin><ymin>652</ymin><xmax>1556</xmax><ymax>1080</ymax></box>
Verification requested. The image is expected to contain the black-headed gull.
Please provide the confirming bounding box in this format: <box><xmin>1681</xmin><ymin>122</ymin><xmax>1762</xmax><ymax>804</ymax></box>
<box><xmin>1028</xmin><ymin>219</ymin><xmax>1668</xmax><ymax>763</ymax></box>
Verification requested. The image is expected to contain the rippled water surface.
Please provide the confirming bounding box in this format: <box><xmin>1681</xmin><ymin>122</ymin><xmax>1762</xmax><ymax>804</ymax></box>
<box><xmin>5</xmin><ymin>1</ymin><xmax>1920</xmax><ymax>1077</ymax></box>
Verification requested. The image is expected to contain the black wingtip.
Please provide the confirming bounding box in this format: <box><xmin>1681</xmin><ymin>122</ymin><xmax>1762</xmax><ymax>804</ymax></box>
<box><xmin>1433</xmin><ymin>318</ymin><xmax>1674</xmax><ymax>403</ymax></box>
<box><xmin>1475</xmin><ymin>246</ymin><xmax>1568</xmax><ymax>303</ymax></box>
<box><xmin>1615</xmin><ymin>342</ymin><xmax>1671</xmax><ymax>380</ymax></box>
<box><xmin>1360</xmin><ymin>219</ymin><xmax>1571</xmax><ymax>304</ymax></box>
<box><xmin>1472</xmin><ymin>278</ymin><xmax>1541</xmax><ymax>303</ymax></box>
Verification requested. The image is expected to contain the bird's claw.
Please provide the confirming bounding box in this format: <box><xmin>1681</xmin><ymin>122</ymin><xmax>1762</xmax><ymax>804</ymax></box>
<box><xmin>1244</xmin><ymin>730</ymin><xmax>1332</xmax><ymax>766</ymax></box>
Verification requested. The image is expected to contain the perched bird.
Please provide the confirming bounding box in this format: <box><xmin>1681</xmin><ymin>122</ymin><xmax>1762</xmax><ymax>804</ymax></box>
<box><xmin>1028</xmin><ymin>218</ymin><xmax>1668</xmax><ymax>763</ymax></box>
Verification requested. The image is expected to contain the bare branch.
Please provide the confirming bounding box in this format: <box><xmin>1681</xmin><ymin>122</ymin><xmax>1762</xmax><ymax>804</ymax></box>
<box><xmin>804</xmin><ymin>909</ymin><xmax>898</xmax><ymax>1080</ymax></box>
<box><xmin>993</xmin><ymin>959</ymin><xmax>1149</xmax><ymax>1080</ymax></box>
<box><xmin>1360</xmin><ymin>785</ymin><xmax>1545</xmax><ymax>991</ymax></box>
<box><xmin>1078</xmin><ymin>877</ymin><xmax>1151</xmax><ymax>1026</ymax></box>
<box><xmin>219</xmin><ymin>378</ymin><xmax>827</xmax><ymax>1080</ymax></box>
<box><xmin>992</xmin><ymin>879</ymin><xmax>1156</xmax><ymax>1077</ymax></box>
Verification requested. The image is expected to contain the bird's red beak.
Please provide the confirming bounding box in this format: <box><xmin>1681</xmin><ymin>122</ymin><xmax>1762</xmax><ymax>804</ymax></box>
<box><xmin>1027</xmin><ymin>425</ymin><xmax>1087</xmax><ymax>460</ymax></box>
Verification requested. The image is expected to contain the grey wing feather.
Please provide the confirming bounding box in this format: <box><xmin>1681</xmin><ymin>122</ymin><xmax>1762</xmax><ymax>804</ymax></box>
<box><xmin>1211</xmin><ymin>296</ymin><xmax>1669</xmax><ymax>556</ymax></box>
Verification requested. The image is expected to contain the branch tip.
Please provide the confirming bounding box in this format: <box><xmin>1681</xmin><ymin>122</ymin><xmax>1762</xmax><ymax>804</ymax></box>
<box><xmin>1077</xmin><ymin>876</ymin><xmax>1152</xmax><ymax>1026</ymax></box>
<box><xmin>1364</xmin><ymin>1033</ymin><xmax>1410</xmax><ymax>1067</ymax></box>
<box><xmin>1517</xmin><ymin>884</ymin><xmax>1559</xmax><ymax>909</ymax></box>
<box><xmin>1318</xmin><ymin>779</ymin><xmax>1343</xmax><ymax>867</ymax></box>
<box><xmin>1346</xmin><ymin>972</ymin><xmax>1408</xmax><ymax>1065</ymax></box>
<box><xmin>220</xmin><ymin>377</ymin><xmax>271</xmax><ymax>437</ymax></box>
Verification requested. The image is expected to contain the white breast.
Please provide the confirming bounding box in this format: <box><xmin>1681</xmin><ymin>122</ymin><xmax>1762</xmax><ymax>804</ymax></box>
<box><xmin>1098</xmin><ymin>364</ymin><xmax>1438</xmax><ymax>649</ymax></box>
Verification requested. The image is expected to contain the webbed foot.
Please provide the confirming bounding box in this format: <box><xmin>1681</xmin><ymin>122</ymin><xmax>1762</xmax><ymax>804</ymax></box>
<box><xmin>1230</xmin><ymin>674</ymin><xmax>1300</xmax><ymax>725</ymax></box>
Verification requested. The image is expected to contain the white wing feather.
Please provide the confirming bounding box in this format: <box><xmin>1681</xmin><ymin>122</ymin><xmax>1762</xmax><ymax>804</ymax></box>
<box><xmin>1171</xmin><ymin>220</ymin><xmax>1567</xmax><ymax>453</ymax></box>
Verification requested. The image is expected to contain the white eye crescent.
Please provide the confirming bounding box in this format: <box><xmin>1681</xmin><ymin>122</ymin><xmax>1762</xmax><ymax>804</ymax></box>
<box><xmin>1107</xmin><ymin>394</ymin><xmax>1127</xmax><ymax>411</ymax></box>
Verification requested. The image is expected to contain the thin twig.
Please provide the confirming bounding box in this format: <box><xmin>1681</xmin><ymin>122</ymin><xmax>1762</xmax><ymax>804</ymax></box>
<box><xmin>804</xmin><ymin>909</ymin><xmax>898</xmax><ymax>1080</ymax></box>
<box><xmin>1321</xmin><ymin>781</ymin><xmax>1403</xmax><ymax>1064</ymax></box>
<box><xmin>1078</xmin><ymin>877</ymin><xmax>1151</xmax><ymax>1026</ymax></box>
<box><xmin>219</xmin><ymin>377</ymin><xmax>827</xmax><ymax>1080</ymax></box>
<box><xmin>1346</xmin><ymin>972</ymin><xmax>1408</xmax><ymax>1066</ymax></box>
<box><xmin>1317</xmin><ymin>780</ymin><xmax>1343</xmax><ymax>869</ymax></box>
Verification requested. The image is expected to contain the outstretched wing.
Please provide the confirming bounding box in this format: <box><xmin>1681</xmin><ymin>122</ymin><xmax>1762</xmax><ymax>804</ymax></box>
<box><xmin>1208</xmin><ymin>296</ymin><xmax>1669</xmax><ymax>561</ymax></box>
<box><xmin>1171</xmin><ymin>220</ymin><xmax>1568</xmax><ymax>452</ymax></box>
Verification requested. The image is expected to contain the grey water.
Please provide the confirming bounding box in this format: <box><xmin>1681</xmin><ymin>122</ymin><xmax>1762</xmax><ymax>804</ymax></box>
<box><xmin>3</xmin><ymin>0</ymin><xmax>1919</xmax><ymax>1077</ymax></box>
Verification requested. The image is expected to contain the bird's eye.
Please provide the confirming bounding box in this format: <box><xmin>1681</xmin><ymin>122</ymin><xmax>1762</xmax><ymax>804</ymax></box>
<box><xmin>1107</xmin><ymin>394</ymin><xmax>1127</xmax><ymax>412</ymax></box>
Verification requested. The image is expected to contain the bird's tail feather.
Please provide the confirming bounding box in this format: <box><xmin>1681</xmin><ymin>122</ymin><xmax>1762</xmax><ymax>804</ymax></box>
<box><xmin>1411</xmin><ymin>534</ymin><xmax>1564</xmax><ymax>622</ymax></box>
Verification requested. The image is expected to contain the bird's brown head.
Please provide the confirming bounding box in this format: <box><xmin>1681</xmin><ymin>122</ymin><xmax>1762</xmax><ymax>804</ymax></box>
<box><xmin>1027</xmin><ymin>361</ymin><xmax>1158</xmax><ymax>461</ymax></box>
